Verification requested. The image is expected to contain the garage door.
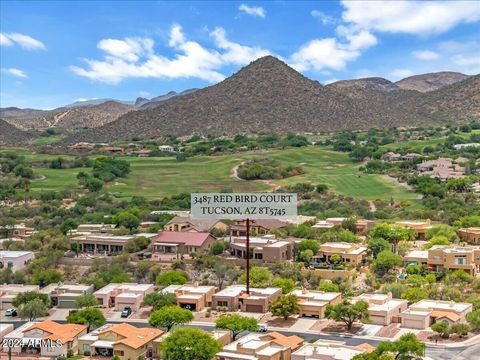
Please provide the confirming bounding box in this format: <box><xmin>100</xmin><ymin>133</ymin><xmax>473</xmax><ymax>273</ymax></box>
<box><xmin>180</xmin><ymin>303</ymin><xmax>196</xmax><ymax>311</ymax></box>
<box><xmin>403</xmin><ymin>319</ymin><xmax>424</xmax><ymax>329</ymax></box>
<box><xmin>245</xmin><ymin>305</ymin><xmax>263</xmax><ymax>312</ymax></box>
<box><xmin>370</xmin><ymin>315</ymin><xmax>385</xmax><ymax>325</ymax></box>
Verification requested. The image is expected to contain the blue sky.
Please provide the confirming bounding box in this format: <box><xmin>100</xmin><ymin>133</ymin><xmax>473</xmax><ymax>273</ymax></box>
<box><xmin>1</xmin><ymin>1</ymin><xmax>479</xmax><ymax>109</ymax></box>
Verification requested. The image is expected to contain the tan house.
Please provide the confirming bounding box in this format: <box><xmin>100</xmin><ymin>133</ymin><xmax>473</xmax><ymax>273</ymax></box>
<box><xmin>0</xmin><ymin>250</ymin><xmax>35</xmax><ymax>272</ymax></box>
<box><xmin>40</xmin><ymin>283</ymin><xmax>94</xmax><ymax>308</ymax></box>
<box><xmin>152</xmin><ymin>231</ymin><xmax>217</xmax><ymax>256</ymax></box>
<box><xmin>70</xmin><ymin>233</ymin><xmax>156</xmax><ymax>254</ymax></box>
<box><xmin>351</xmin><ymin>293</ymin><xmax>407</xmax><ymax>325</ymax></box>
<box><xmin>212</xmin><ymin>285</ymin><xmax>282</xmax><ymax>313</ymax></box>
<box><xmin>230</xmin><ymin>219</ymin><xmax>287</xmax><ymax>237</ymax></box>
<box><xmin>216</xmin><ymin>332</ymin><xmax>304</xmax><ymax>360</ymax></box>
<box><xmin>396</xmin><ymin>220</ymin><xmax>433</xmax><ymax>240</ymax></box>
<box><xmin>164</xmin><ymin>216</ymin><xmax>228</xmax><ymax>233</ymax></box>
<box><xmin>313</xmin><ymin>242</ymin><xmax>368</xmax><ymax>265</ymax></box>
<box><xmin>291</xmin><ymin>339</ymin><xmax>369</xmax><ymax>360</ymax></box>
<box><xmin>230</xmin><ymin>236</ymin><xmax>293</xmax><ymax>262</ymax></box>
<box><xmin>94</xmin><ymin>283</ymin><xmax>154</xmax><ymax>311</ymax></box>
<box><xmin>417</xmin><ymin>157</ymin><xmax>465</xmax><ymax>181</ymax></box>
<box><xmin>77</xmin><ymin>323</ymin><xmax>164</xmax><ymax>359</ymax></box>
<box><xmin>459</xmin><ymin>228</ymin><xmax>480</xmax><ymax>245</ymax></box>
<box><xmin>290</xmin><ymin>290</ymin><xmax>342</xmax><ymax>318</ymax></box>
<box><xmin>404</xmin><ymin>246</ymin><xmax>480</xmax><ymax>276</ymax></box>
<box><xmin>0</xmin><ymin>284</ymin><xmax>40</xmax><ymax>310</ymax></box>
<box><xmin>162</xmin><ymin>284</ymin><xmax>216</xmax><ymax>311</ymax></box>
<box><xmin>2</xmin><ymin>320</ymin><xmax>87</xmax><ymax>357</ymax></box>
<box><xmin>401</xmin><ymin>300</ymin><xmax>473</xmax><ymax>329</ymax></box>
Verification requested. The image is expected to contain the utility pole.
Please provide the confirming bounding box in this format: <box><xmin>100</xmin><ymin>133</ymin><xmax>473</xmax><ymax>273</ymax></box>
<box><xmin>246</xmin><ymin>218</ymin><xmax>250</xmax><ymax>295</ymax></box>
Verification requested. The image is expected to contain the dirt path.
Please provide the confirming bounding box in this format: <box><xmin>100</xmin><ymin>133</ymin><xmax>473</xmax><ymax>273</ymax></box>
<box><xmin>230</xmin><ymin>162</ymin><xmax>280</xmax><ymax>192</ymax></box>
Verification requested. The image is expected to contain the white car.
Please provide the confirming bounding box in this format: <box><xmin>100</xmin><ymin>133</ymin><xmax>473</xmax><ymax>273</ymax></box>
<box><xmin>5</xmin><ymin>308</ymin><xmax>17</xmax><ymax>316</ymax></box>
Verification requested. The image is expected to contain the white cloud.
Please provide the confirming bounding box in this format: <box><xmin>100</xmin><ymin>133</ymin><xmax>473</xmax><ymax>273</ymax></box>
<box><xmin>71</xmin><ymin>25</ymin><xmax>271</xmax><ymax>84</ymax></box>
<box><xmin>390</xmin><ymin>68</ymin><xmax>414</xmax><ymax>80</ymax></box>
<box><xmin>238</xmin><ymin>4</ymin><xmax>266</xmax><ymax>18</ymax></box>
<box><xmin>311</xmin><ymin>10</ymin><xmax>335</xmax><ymax>25</ymax></box>
<box><xmin>2</xmin><ymin>68</ymin><xmax>28</xmax><ymax>78</ymax></box>
<box><xmin>341</xmin><ymin>1</ymin><xmax>480</xmax><ymax>35</ymax></box>
<box><xmin>74</xmin><ymin>98</ymin><xmax>89</xmax><ymax>102</ymax></box>
<box><xmin>412</xmin><ymin>50</ymin><xmax>440</xmax><ymax>60</ymax></box>
<box><xmin>0</xmin><ymin>33</ymin><xmax>46</xmax><ymax>50</ymax></box>
<box><xmin>290</xmin><ymin>30</ymin><xmax>377</xmax><ymax>72</ymax></box>
<box><xmin>210</xmin><ymin>27</ymin><xmax>270</xmax><ymax>65</ymax></box>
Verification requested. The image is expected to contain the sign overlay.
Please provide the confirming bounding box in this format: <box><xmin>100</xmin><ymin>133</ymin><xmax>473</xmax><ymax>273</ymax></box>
<box><xmin>191</xmin><ymin>193</ymin><xmax>297</xmax><ymax>219</ymax></box>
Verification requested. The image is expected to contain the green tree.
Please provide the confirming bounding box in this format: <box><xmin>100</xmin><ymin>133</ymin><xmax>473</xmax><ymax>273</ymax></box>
<box><xmin>156</xmin><ymin>270</ymin><xmax>188</xmax><ymax>286</ymax></box>
<box><xmin>215</xmin><ymin>314</ymin><xmax>259</xmax><ymax>341</ymax></box>
<box><xmin>325</xmin><ymin>300</ymin><xmax>370</xmax><ymax>330</ymax></box>
<box><xmin>449</xmin><ymin>323</ymin><xmax>469</xmax><ymax>338</ymax></box>
<box><xmin>113</xmin><ymin>211</ymin><xmax>140</xmax><ymax>230</ymax></box>
<box><xmin>31</xmin><ymin>269</ymin><xmax>63</xmax><ymax>287</ymax></box>
<box><xmin>372</xmin><ymin>250</ymin><xmax>402</xmax><ymax>276</ymax></box>
<box><xmin>149</xmin><ymin>305</ymin><xmax>193</xmax><ymax>332</ymax></box>
<box><xmin>160</xmin><ymin>327</ymin><xmax>222</xmax><ymax>360</ymax></box>
<box><xmin>425</xmin><ymin>224</ymin><xmax>459</xmax><ymax>243</ymax></box>
<box><xmin>467</xmin><ymin>310</ymin><xmax>480</xmax><ymax>330</ymax></box>
<box><xmin>297</xmin><ymin>239</ymin><xmax>320</xmax><ymax>256</ymax></box>
<box><xmin>431</xmin><ymin>321</ymin><xmax>449</xmax><ymax>338</ymax></box>
<box><xmin>376</xmin><ymin>333</ymin><xmax>425</xmax><ymax>360</ymax></box>
<box><xmin>210</xmin><ymin>241</ymin><xmax>226</xmax><ymax>255</ymax></box>
<box><xmin>297</xmin><ymin>249</ymin><xmax>314</xmax><ymax>263</ymax></box>
<box><xmin>270</xmin><ymin>294</ymin><xmax>300</xmax><ymax>320</ymax></box>
<box><xmin>67</xmin><ymin>307</ymin><xmax>106</xmax><ymax>332</ymax></box>
<box><xmin>317</xmin><ymin>280</ymin><xmax>340</xmax><ymax>292</ymax></box>
<box><xmin>368</xmin><ymin>238</ymin><xmax>390</xmax><ymax>258</ymax></box>
<box><xmin>142</xmin><ymin>292</ymin><xmax>177</xmax><ymax>311</ymax></box>
<box><xmin>85</xmin><ymin>177</ymin><xmax>103</xmax><ymax>192</ymax></box>
<box><xmin>272</xmin><ymin>278</ymin><xmax>295</xmax><ymax>294</ymax></box>
<box><xmin>12</xmin><ymin>291</ymin><xmax>50</xmax><ymax>308</ymax></box>
<box><xmin>401</xmin><ymin>287</ymin><xmax>428</xmax><ymax>304</ymax></box>
<box><xmin>18</xmin><ymin>298</ymin><xmax>49</xmax><ymax>320</ymax></box>
<box><xmin>238</xmin><ymin>266</ymin><xmax>271</xmax><ymax>288</ymax></box>
<box><xmin>424</xmin><ymin>235</ymin><xmax>450</xmax><ymax>249</ymax></box>
<box><xmin>75</xmin><ymin>294</ymin><xmax>98</xmax><ymax>308</ymax></box>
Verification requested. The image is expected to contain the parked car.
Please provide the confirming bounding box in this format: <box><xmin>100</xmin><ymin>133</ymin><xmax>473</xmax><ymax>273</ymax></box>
<box><xmin>258</xmin><ymin>324</ymin><xmax>268</xmax><ymax>332</ymax></box>
<box><xmin>121</xmin><ymin>307</ymin><xmax>132</xmax><ymax>318</ymax></box>
<box><xmin>5</xmin><ymin>308</ymin><xmax>17</xmax><ymax>317</ymax></box>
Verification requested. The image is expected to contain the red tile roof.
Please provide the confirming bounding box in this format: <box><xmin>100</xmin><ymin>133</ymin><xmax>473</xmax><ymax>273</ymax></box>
<box><xmin>153</xmin><ymin>231</ymin><xmax>215</xmax><ymax>246</ymax></box>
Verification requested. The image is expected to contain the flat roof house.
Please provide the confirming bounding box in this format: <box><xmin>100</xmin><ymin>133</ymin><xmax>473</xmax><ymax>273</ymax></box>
<box><xmin>459</xmin><ymin>227</ymin><xmax>480</xmax><ymax>245</ymax></box>
<box><xmin>70</xmin><ymin>233</ymin><xmax>156</xmax><ymax>254</ymax></box>
<box><xmin>0</xmin><ymin>223</ymin><xmax>33</xmax><ymax>238</ymax></box>
<box><xmin>94</xmin><ymin>283</ymin><xmax>154</xmax><ymax>311</ymax></box>
<box><xmin>230</xmin><ymin>236</ymin><xmax>293</xmax><ymax>262</ymax></box>
<box><xmin>230</xmin><ymin>219</ymin><xmax>287</xmax><ymax>237</ymax></box>
<box><xmin>351</xmin><ymin>293</ymin><xmax>407</xmax><ymax>325</ymax></box>
<box><xmin>212</xmin><ymin>285</ymin><xmax>282</xmax><ymax>313</ymax></box>
<box><xmin>404</xmin><ymin>245</ymin><xmax>480</xmax><ymax>276</ymax></box>
<box><xmin>290</xmin><ymin>290</ymin><xmax>342</xmax><ymax>318</ymax></box>
<box><xmin>72</xmin><ymin>223</ymin><xmax>117</xmax><ymax>235</ymax></box>
<box><xmin>0</xmin><ymin>250</ymin><xmax>34</xmax><ymax>272</ymax></box>
<box><xmin>152</xmin><ymin>231</ymin><xmax>217</xmax><ymax>256</ymax></box>
<box><xmin>313</xmin><ymin>242</ymin><xmax>368</xmax><ymax>265</ymax></box>
<box><xmin>77</xmin><ymin>323</ymin><xmax>164</xmax><ymax>359</ymax></box>
<box><xmin>401</xmin><ymin>300</ymin><xmax>473</xmax><ymax>330</ymax></box>
<box><xmin>396</xmin><ymin>220</ymin><xmax>433</xmax><ymax>240</ymax></box>
<box><xmin>0</xmin><ymin>284</ymin><xmax>40</xmax><ymax>310</ymax></box>
<box><xmin>162</xmin><ymin>284</ymin><xmax>216</xmax><ymax>311</ymax></box>
<box><xmin>40</xmin><ymin>283</ymin><xmax>94</xmax><ymax>308</ymax></box>
<box><xmin>164</xmin><ymin>216</ymin><xmax>229</xmax><ymax>233</ymax></box>
<box><xmin>216</xmin><ymin>332</ymin><xmax>304</xmax><ymax>360</ymax></box>
<box><xmin>291</xmin><ymin>339</ymin><xmax>368</xmax><ymax>360</ymax></box>
<box><xmin>2</xmin><ymin>320</ymin><xmax>87</xmax><ymax>358</ymax></box>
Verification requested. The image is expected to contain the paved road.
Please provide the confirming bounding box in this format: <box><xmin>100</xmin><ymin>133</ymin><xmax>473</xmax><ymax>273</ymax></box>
<box><xmin>4</xmin><ymin>320</ymin><xmax>478</xmax><ymax>359</ymax></box>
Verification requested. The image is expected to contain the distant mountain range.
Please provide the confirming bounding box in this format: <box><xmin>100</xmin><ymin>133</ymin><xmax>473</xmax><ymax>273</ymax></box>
<box><xmin>0</xmin><ymin>56</ymin><xmax>478</xmax><ymax>146</ymax></box>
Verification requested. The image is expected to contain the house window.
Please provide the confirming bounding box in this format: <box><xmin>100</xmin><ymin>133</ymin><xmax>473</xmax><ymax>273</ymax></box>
<box><xmin>254</xmin><ymin>253</ymin><xmax>263</xmax><ymax>260</ymax></box>
<box><xmin>217</xmin><ymin>301</ymin><xmax>228</xmax><ymax>307</ymax></box>
<box><xmin>7</xmin><ymin>262</ymin><xmax>13</xmax><ymax>268</ymax></box>
<box><xmin>433</xmin><ymin>255</ymin><xmax>440</xmax><ymax>260</ymax></box>
<box><xmin>455</xmin><ymin>256</ymin><xmax>467</xmax><ymax>265</ymax></box>
<box><xmin>114</xmin><ymin>350</ymin><xmax>124</xmax><ymax>356</ymax></box>
<box><xmin>83</xmin><ymin>344</ymin><xmax>90</xmax><ymax>353</ymax></box>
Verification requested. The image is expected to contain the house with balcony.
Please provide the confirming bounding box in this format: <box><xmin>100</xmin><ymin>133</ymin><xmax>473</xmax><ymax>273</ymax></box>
<box><xmin>70</xmin><ymin>233</ymin><xmax>156</xmax><ymax>254</ymax></box>
<box><xmin>212</xmin><ymin>285</ymin><xmax>282</xmax><ymax>313</ymax></box>
<box><xmin>230</xmin><ymin>235</ymin><xmax>293</xmax><ymax>262</ymax></box>
<box><xmin>459</xmin><ymin>227</ymin><xmax>480</xmax><ymax>245</ymax></box>
<box><xmin>313</xmin><ymin>242</ymin><xmax>367</xmax><ymax>266</ymax></box>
